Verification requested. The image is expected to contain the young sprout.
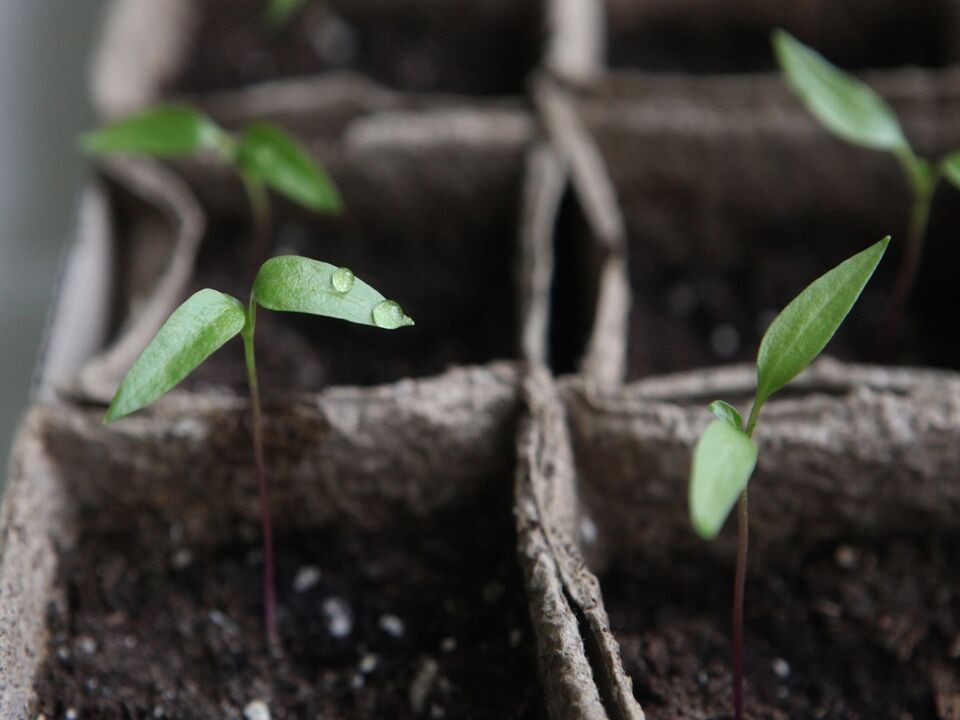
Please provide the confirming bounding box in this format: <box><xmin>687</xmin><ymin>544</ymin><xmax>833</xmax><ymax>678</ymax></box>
<box><xmin>689</xmin><ymin>237</ymin><xmax>889</xmax><ymax>720</ymax></box>
<box><xmin>266</xmin><ymin>0</ymin><xmax>310</xmax><ymax>27</ymax></box>
<box><xmin>82</xmin><ymin>106</ymin><xmax>341</xmax><ymax>266</ymax></box>
<box><xmin>104</xmin><ymin>256</ymin><xmax>413</xmax><ymax>645</ymax></box>
<box><xmin>773</xmin><ymin>30</ymin><xmax>960</xmax><ymax>354</ymax></box>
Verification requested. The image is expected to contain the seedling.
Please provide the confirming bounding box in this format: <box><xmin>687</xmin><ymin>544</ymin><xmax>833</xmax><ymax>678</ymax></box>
<box><xmin>104</xmin><ymin>255</ymin><xmax>414</xmax><ymax>644</ymax></box>
<box><xmin>689</xmin><ymin>237</ymin><xmax>888</xmax><ymax>720</ymax></box>
<box><xmin>773</xmin><ymin>30</ymin><xmax>960</xmax><ymax>354</ymax></box>
<box><xmin>82</xmin><ymin>106</ymin><xmax>341</xmax><ymax>266</ymax></box>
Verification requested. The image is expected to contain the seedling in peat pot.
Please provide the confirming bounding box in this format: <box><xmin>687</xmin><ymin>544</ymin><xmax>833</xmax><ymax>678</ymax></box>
<box><xmin>104</xmin><ymin>255</ymin><xmax>414</xmax><ymax>645</ymax></box>
<box><xmin>773</xmin><ymin>30</ymin><xmax>960</xmax><ymax>354</ymax></box>
<box><xmin>689</xmin><ymin>237</ymin><xmax>888</xmax><ymax>720</ymax></box>
<box><xmin>82</xmin><ymin>106</ymin><xmax>341</xmax><ymax>266</ymax></box>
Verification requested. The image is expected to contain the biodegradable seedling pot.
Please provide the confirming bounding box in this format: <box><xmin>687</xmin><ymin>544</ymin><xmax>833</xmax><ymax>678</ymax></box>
<box><xmin>0</xmin><ymin>42</ymin><xmax>560</xmax><ymax>711</ymax></box>
<box><xmin>508</xmin><ymin>1</ymin><xmax>960</xmax><ymax>717</ymax></box>
<box><xmin>92</xmin><ymin>0</ymin><xmax>544</xmax><ymax>117</ymax></box>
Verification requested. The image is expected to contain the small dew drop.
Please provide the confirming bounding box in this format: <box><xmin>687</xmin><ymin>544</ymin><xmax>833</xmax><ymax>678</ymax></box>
<box><xmin>372</xmin><ymin>300</ymin><xmax>412</xmax><ymax>329</ymax></box>
<box><xmin>331</xmin><ymin>267</ymin><xmax>355</xmax><ymax>293</ymax></box>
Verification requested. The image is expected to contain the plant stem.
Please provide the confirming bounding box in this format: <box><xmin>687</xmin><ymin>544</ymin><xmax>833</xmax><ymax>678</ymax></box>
<box><xmin>732</xmin><ymin>490</ymin><xmax>748</xmax><ymax>720</ymax></box>
<box><xmin>242</xmin><ymin>300</ymin><xmax>278</xmax><ymax>647</ymax></box>
<box><xmin>242</xmin><ymin>171</ymin><xmax>272</xmax><ymax>272</ymax></box>
<box><xmin>877</xmin><ymin>156</ymin><xmax>937</xmax><ymax>357</ymax></box>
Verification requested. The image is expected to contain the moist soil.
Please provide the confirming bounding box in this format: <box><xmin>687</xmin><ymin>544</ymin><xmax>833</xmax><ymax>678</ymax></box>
<box><xmin>601</xmin><ymin>533</ymin><xmax>960</xmax><ymax>719</ymax></box>
<box><xmin>175</xmin><ymin>0</ymin><xmax>541</xmax><ymax>96</ymax></box>
<box><xmin>625</xmin><ymin>194</ymin><xmax>960</xmax><ymax>380</ymax></box>
<box><xmin>35</xmin><ymin>482</ymin><xmax>546</xmax><ymax>719</ymax></box>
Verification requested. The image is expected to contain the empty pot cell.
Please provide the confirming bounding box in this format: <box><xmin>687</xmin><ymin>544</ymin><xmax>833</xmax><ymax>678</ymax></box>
<box><xmin>175</xmin><ymin>0</ymin><xmax>544</xmax><ymax>96</ymax></box>
<box><xmin>605</xmin><ymin>0</ymin><xmax>959</xmax><ymax>73</ymax></box>
<box><xmin>576</xmin><ymin>78</ymin><xmax>960</xmax><ymax>379</ymax></box>
<box><xmin>172</xmin><ymin>109</ymin><xmax>529</xmax><ymax>392</ymax></box>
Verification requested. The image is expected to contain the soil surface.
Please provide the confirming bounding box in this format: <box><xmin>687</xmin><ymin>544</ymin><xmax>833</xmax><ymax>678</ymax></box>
<box><xmin>175</xmin><ymin>0</ymin><xmax>541</xmax><ymax>96</ymax></box>
<box><xmin>601</xmin><ymin>533</ymin><xmax>960</xmax><ymax>719</ymax></box>
<box><xmin>625</xmin><ymin>193</ymin><xmax>960</xmax><ymax>379</ymax></box>
<box><xmin>35</xmin><ymin>483</ymin><xmax>546</xmax><ymax>719</ymax></box>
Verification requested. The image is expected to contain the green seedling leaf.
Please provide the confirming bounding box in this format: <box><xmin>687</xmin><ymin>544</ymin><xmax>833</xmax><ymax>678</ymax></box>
<box><xmin>940</xmin><ymin>151</ymin><xmax>960</xmax><ymax>191</ymax></box>
<box><xmin>252</xmin><ymin>256</ymin><xmax>414</xmax><ymax>328</ymax></box>
<box><xmin>690</xmin><ymin>420</ymin><xmax>758</xmax><ymax>540</ymax></box>
<box><xmin>773</xmin><ymin>29</ymin><xmax>908</xmax><ymax>153</ymax></box>
<box><xmin>755</xmin><ymin>237</ymin><xmax>889</xmax><ymax>412</ymax></box>
<box><xmin>266</xmin><ymin>0</ymin><xmax>309</xmax><ymax>26</ymax></box>
<box><xmin>82</xmin><ymin>106</ymin><xmax>225</xmax><ymax>157</ymax></box>
<box><xmin>709</xmin><ymin>400</ymin><xmax>743</xmax><ymax>430</ymax></box>
<box><xmin>105</xmin><ymin>290</ymin><xmax>246</xmax><ymax>422</ymax></box>
<box><xmin>237</xmin><ymin>122</ymin><xmax>342</xmax><ymax>212</ymax></box>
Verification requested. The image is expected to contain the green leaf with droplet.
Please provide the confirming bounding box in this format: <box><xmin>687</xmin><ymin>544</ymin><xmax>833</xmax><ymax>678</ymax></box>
<box><xmin>940</xmin><ymin>151</ymin><xmax>960</xmax><ymax>191</ymax></box>
<box><xmin>754</xmin><ymin>237</ymin><xmax>889</xmax><ymax>413</ymax></box>
<box><xmin>82</xmin><ymin>106</ymin><xmax>225</xmax><ymax>157</ymax></box>
<box><xmin>773</xmin><ymin>29</ymin><xmax>908</xmax><ymax>153</ymax></box>
<box><xmin>266</xmin><ymin>0</ymin><xmax>310</xmax><ymax>27</ymax></box>
<box><xmin>709</xmin><ymin>400</ymin><xmax>743</xmax><ymax>430</ymax></box>
<box><xmin>690</xmin><ymin>420</ymin><xmax>758</xmax><ymax>540</ymax></box>
<box><xmin>252</xmin><ymin>256</ymin><xmax>413</xmax><ymax>328</ymax></box>
<box><xmin>105</xmin><ymin>290</ymin><xmax>246</xmax><ymax>422</ymax></box>
<box><xmin>237</xmin><ymin>122</ymin><xmax>341</xmax><ymax>213</ymax></box>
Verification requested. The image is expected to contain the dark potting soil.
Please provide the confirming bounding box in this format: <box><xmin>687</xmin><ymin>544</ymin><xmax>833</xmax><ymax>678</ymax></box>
<box><xmin>607</xmin><ymin>0</ymin><xmax>952</xmax><ymax>74</ymax></box>
<box><xmin>601</xmin><ymin>533</ymin><xmax>960</xmax><ymax>719</ymax></box>
<box><xmin>625</xmin><ymin>191</ymin><xmax>960</xmax><ymax>380</ymax></box>
<box><xmin>35</xmin><ymin>485</ymin><xmax>546</xmax><ymax>719</ymax></box>
<box><xmin>175</xmin><ymin>0</ymin><xmax>542</xmax><ymax>96</ymax></box>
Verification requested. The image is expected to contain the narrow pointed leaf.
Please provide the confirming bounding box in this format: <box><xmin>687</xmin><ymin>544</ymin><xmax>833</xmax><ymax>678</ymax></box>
<box><xmin>252</xmin><ymin>256</ymin><xmax>414</xmax><ymax>328</ymax></box>
<box><xmin>105</xmin><ymin>290</ymin><xmax>246</xmax><ymax>422</ymax></box>
<box><xmin>82</xmin><ymin>106</ymin><xmax>225</xmax><ymax>157</ymax></box>
<box><xmin>755</xmin><ymin>237</ymin><xmax>889</xmax><ymax>411</ymax></box>
<box><xmin>941</xmin><ymin>151</ymin><xmax>960</xmax><ymax>191</ymax></box>
<box><xmin>690</xmin><ymin>420</ymin><xmax>758</xmax><ymax>540</ymax></box>
<box><xmin>773</xmin><ymin>29</ymin><xmax>908</xmax><ymax>152</ymax></box>
<box><xmin>709</xmin><ymin>400</ymin><xmax>743</xmax><ymax>430</ymax></box>
<box><xmin>237</xmin><ymin>122</ymin><xmax>342</xmax><ymax>212</ymax></box>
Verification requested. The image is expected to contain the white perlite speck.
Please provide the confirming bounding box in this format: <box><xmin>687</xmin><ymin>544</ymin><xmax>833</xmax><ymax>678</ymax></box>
<box><xmin>379</xmin><ymin>613</ymin><xmax>405</xmax><ymax>638</ymax></box>
<box><xmin>293</xmin><ymin>566</ymin><xmax>322</xmax><ymax>593</ymax></box>
<box><xmin>323</xmin><ymin>597</ymin><xmax>353</xmax><ymax>638</ymax></box>
<box><xmin>359</xmin><ymin>654</ymin><xmax>379</xmax><ymax>674</ymax></box>
<box><xmin>409</xmin><ymin>658</ymin><xmax>439</xmax><ymax>714</ymax></box>
<box><xmin>243</xmin><ymin>699</ymin><xmax>271</xmax><ymax>720</ymax></box>
<box><xmin>772</xmin><ymin>657</ymin><xmax>791</xmax><ymax>678</ymax></box>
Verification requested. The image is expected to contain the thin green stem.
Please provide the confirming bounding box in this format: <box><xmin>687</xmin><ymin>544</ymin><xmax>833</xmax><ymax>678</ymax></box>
<box><xmin>242</xmin><ymin>300</ymin><xmax>278</xmax><ymax>647</ymax></box>
<box><xmin>878</xmin><ymin>151</ymin><xmax>937</xmax><ymax>357</ymax></box>
<box><xmin>242</xmin><ymin>171</ymin><xmax>272</xmax><ymax>272</ymax></box>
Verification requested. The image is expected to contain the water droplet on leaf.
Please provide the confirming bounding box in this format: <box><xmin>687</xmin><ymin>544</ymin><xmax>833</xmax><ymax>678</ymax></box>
<box><xmin>372</xmin><ymin>300</ymin><xmax>413</xmax><ymax>329</ymax></box>
<box><xmin>331</xmin><ymin>266</ymin><xmax>355</xmax><ymax>293</ymax></box>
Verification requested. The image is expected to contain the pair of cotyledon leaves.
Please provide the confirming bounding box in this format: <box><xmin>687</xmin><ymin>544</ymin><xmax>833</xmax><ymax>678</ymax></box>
<box><xmin>105</xmin><ymin>256</ymin><xmax>414</xmax><ymax>423</ymax></box>
<box><xmin>689</xmin><ymin>237</ymin><xmax>889</xmax><ymax>540</ymax></box>
<box><xmin>82</xmin><ymin>106</ymin><xmax>341</xmax><ymax>214</ymax></box>
<box><xmin>773</xmin><ymin>29</ymin><xmax>960</xmax><ymax>191</ymax></box>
